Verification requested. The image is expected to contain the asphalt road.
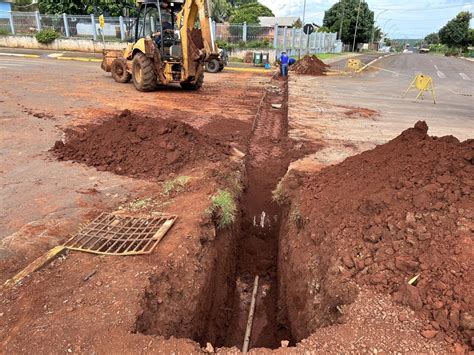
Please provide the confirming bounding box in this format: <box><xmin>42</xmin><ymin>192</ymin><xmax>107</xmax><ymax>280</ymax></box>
<box><xmin>325</xmin><ymin>53</ymin><xmax>473</xmax><ymax>136</ymax></box>
<box><xmin>288</xmin><ymin>52</ymin><xmax>473</xmax><ymax>171</ymax></box>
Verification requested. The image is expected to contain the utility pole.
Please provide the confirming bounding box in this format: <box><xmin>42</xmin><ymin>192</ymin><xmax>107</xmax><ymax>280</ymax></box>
<box><xmin>298</xmin><ymin>0</ymin><xmax>307</xmax><ymax>58</ymax></box>
<box><xmin>352</xmin><ymin>0</ymin><xmax>362</xmax><ymax>52</ymax></box>
<box><xmin>338</xmin><ymin>0</ymin><xmax>345</xmax><ymax>41</ymax></box>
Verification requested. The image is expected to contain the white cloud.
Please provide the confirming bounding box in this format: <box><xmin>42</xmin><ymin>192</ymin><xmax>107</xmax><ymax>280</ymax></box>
<box><xmin>258</xmin><ymin>0</ymin><xmax>473</xmax><ymax>38</ymax></box>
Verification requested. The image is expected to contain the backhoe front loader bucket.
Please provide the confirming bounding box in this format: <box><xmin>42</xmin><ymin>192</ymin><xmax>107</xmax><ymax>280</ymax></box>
<box><xmin>101</xmin><ymin>50</ymin><xmax>123</xmax><ymax>72</ymax></box>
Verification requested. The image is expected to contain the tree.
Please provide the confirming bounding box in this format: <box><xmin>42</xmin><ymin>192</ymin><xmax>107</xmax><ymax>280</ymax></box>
<box><xmin>424</xmin><ymin>32</ymin><xmax>439</xmax><ymax>45</ymax></box>
<box><xmin>38</xmin><ymin>0</ymin><xmax>135</xmax><ymax>16</ymax></box>
<box><xmin>229</xmin><ymin>1</ymin><xmax>274</xmax><ymax>24</ymax></box>
<box><xmin>438</xmin><ymin>11</ymin><xmax>472</xmax><ymax>51</ymax></box>
<box><xmin>38</xmin><ymin>0</ymin><xmax>84</xmax><ymax>15</ymax></box>
<box><xmin>469</xmin><ymin>28</ymin><xmax>474</xmax><ymax>46</ymax></box>
<box><xmin>211</xmin><ymin>0</ymin><xmax>232</xmax><ymax>22</ymax></box>
<box><xmin>323</xmin><ymin>0</ymin><xmax>374</xmax><ymax>47</ymax></box>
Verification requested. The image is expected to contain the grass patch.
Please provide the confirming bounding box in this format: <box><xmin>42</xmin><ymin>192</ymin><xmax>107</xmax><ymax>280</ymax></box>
<box><xmin>163</xmin><ymin>176</ymin><xmax>190</xmax><ymax>195</ymax></box>
<box><xmin>229</xmin><ymin>56</ymin><xmax>244</xmax><ymax>63</ymax></box>
<box><xmin>272</xmin><ymin>180</ymin><xmax>287</xmax><ymax>204</ymax></box>
<box><xmin>315</xmin><ymin>53</ymin><xmax>342</xmax><ymax>60</ymax></box>
<box><xmin>209</xmin><ymin>189</ymin><xmax>237</xmax><ymax>229</ymax></box>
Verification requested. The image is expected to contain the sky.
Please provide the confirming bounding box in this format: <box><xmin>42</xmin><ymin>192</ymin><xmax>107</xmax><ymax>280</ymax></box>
<box><xmin>257</xmin><ymin>0</ymin><xmax>474</xmax><ymax>39</ymax></box>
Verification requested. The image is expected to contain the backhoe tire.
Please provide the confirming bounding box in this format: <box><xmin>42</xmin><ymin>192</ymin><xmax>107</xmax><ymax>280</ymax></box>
<box><xmin>132</xmin><ymin>53</ymin><xmax>158</xmax><ymax>92</ymax></box>
<box><xmin>218</xmin><ymin>63</ymin><xmax>225</xmax><ymax>72</ymax></box>
<box><xmin>111</xmin><ymin>58</ymin><xmax>131</xmax><ymax>83</ymax></box>
<box><xmin>205</xmin><ymin>59</ymin><xmax>220</xmax><ymax>73</ymax></box>
<box><xmin>180</xmin><ymin>72</ymin><xmax>204</xmax><ymax>90</ymax></box>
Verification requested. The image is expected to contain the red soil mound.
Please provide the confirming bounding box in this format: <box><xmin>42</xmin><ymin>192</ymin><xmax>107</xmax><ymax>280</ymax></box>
<box><xmin>291</xmin><ymin>55</ymin><xmax>329</xmax><ymax>75</ymax></box>
<box><xmin>52</xmin><ymin>110</ymin><xmax>231</xmax><ymax>179</ymax></box>
<box><xmin>282</xmin><ymin>122</ymin><xmax>473</xmax><ymax>349</ymax></box>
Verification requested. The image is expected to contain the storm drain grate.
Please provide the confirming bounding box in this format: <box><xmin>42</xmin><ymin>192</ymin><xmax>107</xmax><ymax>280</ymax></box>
<box><xmin>63</xmin><ymin>212</ymin><xmax>177</xmax><ymax>256</ymax></box>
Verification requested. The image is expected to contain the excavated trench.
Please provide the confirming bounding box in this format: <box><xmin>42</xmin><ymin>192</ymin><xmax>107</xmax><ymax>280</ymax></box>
<box><xmin>135</xmin><ymin>77</ymin><xmax>311</xmax><ymax>350</ymax></box>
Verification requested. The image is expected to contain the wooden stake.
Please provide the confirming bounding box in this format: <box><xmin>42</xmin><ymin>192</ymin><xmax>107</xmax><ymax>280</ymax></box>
<box><xmin>242</xmin><ymin>275</ymin><xmax>259</xmax><ymax>353</ymax></box>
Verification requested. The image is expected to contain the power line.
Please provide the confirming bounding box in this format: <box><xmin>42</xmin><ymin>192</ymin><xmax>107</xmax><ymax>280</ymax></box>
<box><xmin>371</xmin><ymin>3</ymin><xmax>473</xmax><ymax>12</ymax></box>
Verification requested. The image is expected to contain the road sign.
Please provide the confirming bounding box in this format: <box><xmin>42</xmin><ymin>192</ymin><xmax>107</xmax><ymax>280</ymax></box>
<box><xmin>99</xmin><ymin>15</ymin><xmax>105</xmax><ymax>29</ymax></box>
<box><xmin>303</xmin><ymin>24</ymin><xmax>314</xmax><ymax>35</ymax></box>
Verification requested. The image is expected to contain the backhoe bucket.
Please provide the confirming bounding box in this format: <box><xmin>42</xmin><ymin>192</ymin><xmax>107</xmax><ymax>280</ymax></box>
<box><xmin>101</xmin><ymin>49</ymin><xmax>123</xmax><ymax>72</ymax></box>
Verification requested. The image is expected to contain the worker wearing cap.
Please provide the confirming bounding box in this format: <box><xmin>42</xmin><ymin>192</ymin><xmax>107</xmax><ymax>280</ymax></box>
<box><xmin>280</xmin><ymin>51</ymin><xmax>289</xmax><ymax>77</ymax></box>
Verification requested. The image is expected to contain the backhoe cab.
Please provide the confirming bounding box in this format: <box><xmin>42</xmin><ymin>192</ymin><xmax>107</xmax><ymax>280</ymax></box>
<box><xmin>101</xmin><ymin>0</ymin><xmax>217</xmax><ymax>91</ymax></box>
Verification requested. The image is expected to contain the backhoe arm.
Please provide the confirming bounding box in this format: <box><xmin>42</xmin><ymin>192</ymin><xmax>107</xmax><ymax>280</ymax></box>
<box><xmin>176</xmin><ymin>0</ymin><xmax>215</xmax><ymax>81</ymax></box>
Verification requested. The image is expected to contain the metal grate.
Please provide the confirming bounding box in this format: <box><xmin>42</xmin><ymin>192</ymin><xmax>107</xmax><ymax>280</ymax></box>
<box><xmin>63</xmin><ymin>213</ymin><xmax>177</xmax><ymax>256</ymax></box>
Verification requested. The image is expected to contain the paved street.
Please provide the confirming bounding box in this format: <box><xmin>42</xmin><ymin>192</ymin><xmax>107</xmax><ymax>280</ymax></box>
<box><xmin>288</xmin><ymin>53</ymin><xmax>473</xmax><ymax>171</ymax></box>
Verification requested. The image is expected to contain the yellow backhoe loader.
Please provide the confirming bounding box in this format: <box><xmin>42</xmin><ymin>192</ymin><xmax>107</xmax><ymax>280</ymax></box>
<box><xmin>101</xmin><ymin>0</ymin><xmax>217</xmax><ymax>91</ymax></box>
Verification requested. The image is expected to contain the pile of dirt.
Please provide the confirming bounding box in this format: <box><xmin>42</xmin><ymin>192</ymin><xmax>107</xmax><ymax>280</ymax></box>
<box><xmin>280</xmin><ymin>122</ymin><xmax>473</xmax><ymax>350</ymax></box>
<box><xmin>52</xmin><ymin>110</ymin><xmax>231</xmax><ymax>179</ymax></box>
<box><xmin>290</xmin><ymin>55</ymin><xmax>329</xmax><ymax>75</ymax></box>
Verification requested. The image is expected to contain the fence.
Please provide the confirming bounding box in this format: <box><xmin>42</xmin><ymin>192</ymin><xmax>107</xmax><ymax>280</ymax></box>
<box><xmin>0</xmin><ymin>11</ymin><xmax>341</xmax><ymax>53</ymax></box>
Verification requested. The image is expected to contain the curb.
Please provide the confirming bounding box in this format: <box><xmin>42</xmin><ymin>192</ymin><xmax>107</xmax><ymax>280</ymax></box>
<box><xmin>57</xmin><ymin>56</ymin><xmax>102</xmax><ymax>62</ymax></box>
<box><xmin>0</xmin><ymin>52</ymin><xmax>40</xmax><ymax>58</ymax></box>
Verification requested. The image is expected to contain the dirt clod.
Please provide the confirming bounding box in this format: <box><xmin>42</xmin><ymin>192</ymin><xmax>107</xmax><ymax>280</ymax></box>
<box><xmin>291</xmin><ymin>55</ymin><xmax>329</xmax><ymax>75</ymax></box>
<box><xmin>52</xmin><ymin>110</ymin><xmax>231</xmax><ymax>179</ymax></box>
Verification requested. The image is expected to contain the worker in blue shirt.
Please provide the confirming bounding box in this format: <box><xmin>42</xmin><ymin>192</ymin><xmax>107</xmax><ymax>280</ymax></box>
<box><xmin>280</xmin><ymin>51</ymin><xmax>289</xmax><ymax>77</ymax></box>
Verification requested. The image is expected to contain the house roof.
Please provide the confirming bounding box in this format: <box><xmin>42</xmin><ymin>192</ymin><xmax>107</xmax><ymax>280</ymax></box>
<box><xmin>258</xmin><ymin>16</ymin><xmax>300</xmax><ymax>27</ymax></box>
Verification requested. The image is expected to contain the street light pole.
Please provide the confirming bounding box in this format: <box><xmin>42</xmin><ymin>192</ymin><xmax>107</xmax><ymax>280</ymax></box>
<box><xmin>338</xmin><ymin>0</ymin><xmax>345</xmax><ymax>41</ymax></box>
<box><xmin>352</xmin><ymin>0</ymin><xmax>362</xmax><ymax>52</ymax></box>
<box><xmin>371</xmin><ymin>9</ymin><xmax>388</xmax><ymax>45</ymax></box>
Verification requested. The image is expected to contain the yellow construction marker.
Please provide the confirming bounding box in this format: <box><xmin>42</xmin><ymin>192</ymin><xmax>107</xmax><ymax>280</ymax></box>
<box><xmin>57</xmin><ymin>57</ymin><xmax>102</xmax><ymax>62</ymax></box>
<box><xmin>3</xmin><ymin>246</ymin><xmax>66</xmax><ymax>288</ymax></box>
<box><xmin>403</xmin><ymin>74</ymin><xmax>436</xmax><ymax>104</ymax></box>
<box><xmin>346</xmin><ymin>58</ymin><xmax>362</xmax><ymax>71</ymax></box>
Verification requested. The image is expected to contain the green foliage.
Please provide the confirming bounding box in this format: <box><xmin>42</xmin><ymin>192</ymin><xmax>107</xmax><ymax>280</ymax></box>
<box><xmin>38</xmin><ymin>0</ymin><xmax>135</xmax><ymax>16</ymax></box>
<box><xmin>438</xmin><ymin>11</ymin><xmax>472</xmax><ymax>51</ymax></box>
<box><xmin>35</xmin><ymin>29</ymin><xmax>60</xmax><ymax>44</ymax></box>
<box><xmin>429</xmin><ymin>43</ymin><xmax>448</xmax><ymax>53</ymax></box>
<box><xmin>0</xmin><ymin>28</ymin><xmax>10</xmax><ymax>36</ymax></box>
<box><xmin>216</xmin><ymin>38</ymin><xmax>271</xmax><ymax>50</ymax></box>
<box><xmin>163</xmin><ymin>176</ymin><xmax>190</xmax><ymax>195</ymax></box>
<box><xmin>468</xmin><ymin>28</ymin><xmax>474</xmax><ymax>46</ymax></box>
<box><xmin>318</xmin><ymin>26</ymin><xmax>331</xmax><ymax>33</ymax></box>
<box><xmin>209</xmin><ymin>190</ymin><xmax>236</xmax><ymax>229</ymax></box>
<box><xmin>230</xmin><ymin>1</ymin><xmax>274</xmax><ymax>24</ymax></box>
<box><xmin>424</xmin><ymin>32</ymin><xmax>439</xmax><ymax>45</ymax></box>
<box><xmin>323</xmin><ymin>0</ymin><xmax>374</xmax><ymax>46</ymax></box>
<box><xmin>211</xmin><ymin>0</ymin><xmax>232</xmax><ymax>22</ymax></box>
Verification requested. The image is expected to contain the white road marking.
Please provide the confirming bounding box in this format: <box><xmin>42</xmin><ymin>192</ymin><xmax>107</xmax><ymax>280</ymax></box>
<box><xmin>0</xmin><ymin>52</ymin><xmax>39</xmax><ymax>58</ymax></box>
<box><xmin>459</xmin><ymin>73</ymin><xmax>471</xmax><ymax>81</ymax></box>
<box><xmin>391</xmin><ymin>72</ymin><xmax>400</xmax><ymax>78</ymax></box>
<box><xmin>434</xmin><ymin>65</ymin><xmax>439</xmax><ymax>70</ymax></box>
<box><xmin>0</xmin><ymin>63</ymin><xmax>25</xmax><ymax>67</ymax></box>
<box><xmin>437</xmin><ymin>71</ymin><xmax>446</xmax><ymax>79</ymax></box>
<box><xmin>47</xmin><ymin>52</ymin><xmax>65</xmax><ymax>58</ymax></box>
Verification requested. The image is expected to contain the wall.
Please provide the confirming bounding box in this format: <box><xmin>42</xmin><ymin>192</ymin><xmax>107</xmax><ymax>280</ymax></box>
<box><xmin>0</xmin><ymin>35</ymin><xmax>125</xmax><ymax>52</ymax></box>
